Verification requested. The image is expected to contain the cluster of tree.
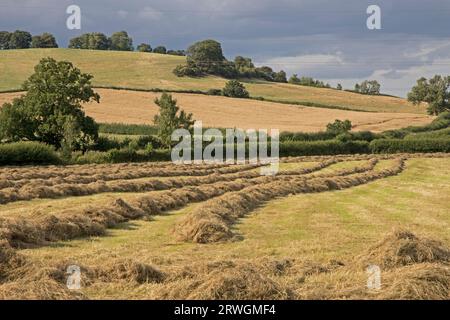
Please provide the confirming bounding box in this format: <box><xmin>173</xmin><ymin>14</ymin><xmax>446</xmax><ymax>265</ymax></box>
<box><xmin>0</xmin><ymin>30</ymin><xmax>58</xmax><ymax>49</ymax></box>
<box><xmin>68</xmin><ymin>31</ymin><xmax>133</xmax><ymax>51</ymax></box>
<box><xmin>68</xmin><ymin>31</ymin><xmax>184</xmax><ymax>55</ymax></box>
<box><xmin>173</xmin><ymin>39</ymin><xmax>287</xmax><ymax>82</ymax></box>
<box><xmin>0</xmin><ymin>58</ymin><xmax>100</xmax><ymax>156</ymax></box>
<box><xmin>288</xmin><ymin>74</ymin><xmax>331</xmax><ymax>88</ymax></box>
<box><xmin>408</xmin><ymin>75</ymin><xmax>450</xmax><ymax>116</ymax></box>
<box><xmin>137</xmin><ymin>43</ymin><xmax>185</xmax><ymax>56</ymax></box>
<box><xmin>354</xmin><ymin>80</ymin><xmax>381</xmax><ymax>95</ymax></box>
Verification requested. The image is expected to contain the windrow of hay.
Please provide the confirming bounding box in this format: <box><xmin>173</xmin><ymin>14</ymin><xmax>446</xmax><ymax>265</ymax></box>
<box><xmin>307</xmin><ymin>158</ymin><xmax>379</xmax><ymax>178</ymax></box>
<box><xmin>281</xmin><ymin>152</ymin><xmax>450</xmax><ymax>163</ymax></box>
<box><xmin>355</xmin><ymin>229</ymin><xmax>450</xmax><ymax>269</ymax></box>
<box><xmin>0</xmin><ymin>165</ymin><xmax>265</xmax><ymax>204</ymax></box>
<box><xmin>154</xmin><ymin>260</ymin><xmax>294</xmax><ymax>300</ymax></box>
<box><xmin>0</xmin><ymin>172</ymin><xmax>306</xmax><ymax>247</ymax></box>
<box><xmin>295</xmin><ymin>230</ymin><xmax>450</xmax><ymax>300</ymax></box>
<box><xmin>0</xmin><ymin>162</ymin><xmax>260</xmax><ymax>186</ymax></box>
<box><xmin>0</xmin><ymin>159</ymin><xmax>352</xmax><ymax>204</ymax></box>
<box><xmin>0</xmin><ymin>240</ymin><xmax>84</xmax><ymax>300</ymax></box>
<box><xmin>175</xmin><ymin>157</ymin><xmax>406</xmax><ymax>243</ymax></box>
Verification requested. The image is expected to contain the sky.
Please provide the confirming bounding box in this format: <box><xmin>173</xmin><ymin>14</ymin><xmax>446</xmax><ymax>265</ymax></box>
<box><xmin>1</xmin><ymin>0</ymin><xmax>450</xmax><ymax>97</ymax></box>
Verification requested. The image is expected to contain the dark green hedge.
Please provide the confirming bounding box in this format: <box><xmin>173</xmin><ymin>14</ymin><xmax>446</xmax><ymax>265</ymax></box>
<box><xmin>0</xmin><ymin>142</ymin><xmax>61</xmax><ymax>166</ymax></box>
<box><xmin>280</xmin><ymin>140</ymin><xmax>370</xmax><ymax>156</ymax></box>
<box><xmin>98</xmin><ymin>123</ymin><xmax>158</xmax><ymax>136</ymax></box>
<box><xmin>370</xmin><ymin>139</ymin><xmax>450</xmax><ymax>153</ymax></box>
<box><xmin>72</xmin><ymin>148</ymin><xmax>171</xmax><ymax>164</ymax></box>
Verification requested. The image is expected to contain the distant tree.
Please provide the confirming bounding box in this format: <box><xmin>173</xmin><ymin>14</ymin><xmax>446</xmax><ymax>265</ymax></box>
<box><xmin>153</xmin><ymin>46</ymin><xmax>167</xmax><ymax>54</ymax></box>
<box><xmin>137</xmin><ymin>43</ymin><xmax>152</xmax><ymax>52</ymax></box>
<box><xmin>274</xmin><ymin>70</ymin><xmax>287</xmax><ymax>83</ymax></box>
<box><xmin>68</xmin><ymin>33</ymin><xmax>109</xmax><ymax>50</ymax></box>
<box><xmin>337</xmin><ymin>83</ymin><xmax>343</xmax><ymax>90</ymax></box>
<box><xmin>289</xmin><ymin>74</ymin><xmax>301</xmax><ymax>85</ymax></box>
<box><xmin>0</xmin><ymin>58</ymin><xmax>100</xmax><ymax>149</ymax></box>
<box><xmin>109</xmin><ymin>31</ymin><xmax>133</xmax><ymax>51</ymax></box>
<box><xmin>326</xmin><ymin>119</ymin><xmax>352</xmax><ymax>135</ymax></box>
<box><xmin>222</xmin><ymin>80</ymin><xmax>249</xmax><ymax>98</ymax></box>
<box><xmin>31</xmin><ymin>33</ymin><xmax>58</xmax><ymax>48</ymax></box>
<box><xmin>0</xmin><ymin>31</ymin><xmax>11</xmax><ymax>50</ymax></box>
<box><xmin>408</xmin><ymin>75</ymin><xmax>450</xmax><ymax>115</ymax></box>
<box><xmin>8</xmin><ymin>30</ymin><xmax>32</xmax><ymax>49</ymax></box>
<box><xmin>359</xmin><ymin>80</ymin><xmax>381</xmax><ymax>94</ymax></box>
<box><xmin>186</xmin><ymin>39</ymin><xmax>226</xmax><ymax>73</ymax></box>
<box><xmin>354</xmin><ymin>83</ymin><xmax>361</xmax><ymax>93</ymax></box>
<box><xmin>255</xmin><ymin>66</ymin><xmax>276</xmax><ymax>81</ymax></box>
<box><xmin>167</xmin><ymin>49</ymin><xmax>186</xmax><ymax>56</ymax></box>
<box><xmin>153</xmin><ymin>93</ymin><xmax>194</xmax><ymax>148</ymax></box>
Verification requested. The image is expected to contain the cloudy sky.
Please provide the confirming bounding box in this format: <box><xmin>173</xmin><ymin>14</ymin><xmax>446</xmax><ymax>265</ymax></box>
<box><xmin>1</xmin><ymin>0</ymin><xmax>450</xmax><ymax>96</ymax></box>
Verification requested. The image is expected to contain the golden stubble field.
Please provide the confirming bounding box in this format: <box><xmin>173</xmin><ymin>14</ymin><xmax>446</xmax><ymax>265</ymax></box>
<box><xmin>0</xmin><ymin>89</ymin><xmax>434</xmax><ymax>132</ymax></box>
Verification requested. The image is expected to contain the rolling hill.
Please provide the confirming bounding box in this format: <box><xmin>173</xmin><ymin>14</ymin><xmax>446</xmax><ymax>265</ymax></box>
<box><xmin>0</xmin><ymin>48</ymin><xmax>427</xmax><ymax>114</ymax></box>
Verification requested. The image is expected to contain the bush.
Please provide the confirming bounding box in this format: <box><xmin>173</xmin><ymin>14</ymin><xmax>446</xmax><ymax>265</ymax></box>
<box><xmin>280</xmin><ymin>140</ymin><xmax>370</xmax><ymax>157</ymax></box>
<box><xmin>404</xmin><ymin>128</ymin><xmax>450</xmax><ymax>140</ymax></box>
<box><xmin>326</xmin><ymin>119</ymin><xmax>352</xmax><ymax>135</ymax></box>
<box><xmin>336</xmin><ymin>131</ymin><xmax>380</xmax><ymax>142</ymax></box>
<box><xmin>98</xmin><ymin>123</ymin><xmax>158</xmax><ymax>136</ymax></box>
<box><xmin>173</xmin><ymin>64</ymin><xmax>202</xmax><ymax>77</ymax></box>
<box><xmin>370</xmin><ymin>139</ymin><xmax>450</xmax><ymax>153</ymax></box>
<box><xmin>207</xmin><ymin>89</ymin><xmax>222</xmax><ymax>96</ymax></box>
<box><xmin>280</xmin><ymin>131</ymin><xmax>336</xmax><ymax>142</ymax></box>
<box><xmin>0</xmin><ymin>142</ymin><xmax>61</xmax><ymax>165</ymax></box>
<box><xmin>222</xmin><ymin>80</ymin><xmax>249</xmax><ymax>98</ymax></box>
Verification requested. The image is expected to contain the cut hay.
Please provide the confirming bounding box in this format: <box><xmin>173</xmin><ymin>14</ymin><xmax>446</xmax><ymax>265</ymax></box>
<box><xmin>357</xmin><ymin>229</ymin><xmax>450</xmax><ymax>269</ymax></box>
<box><xmin>176</xmin><ymin>157</ymin><xmax>406</xmax><ymax>243</ymax></box>
<box><xmin>157</xmin><ymin>261</ymin><xmax>293</xmax><ymax>300</ymax></box>
<box><xmin>379</xmin><ymin>263</ymin><xmax>450</xmax><ymax>300</ymax></box>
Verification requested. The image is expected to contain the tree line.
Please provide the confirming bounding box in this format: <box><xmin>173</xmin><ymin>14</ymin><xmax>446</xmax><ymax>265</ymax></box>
<box><xmin>68</xmin><ymin>31</ymin><xmax>185</xmax><ymax>55</ymax></box>
<box><xmin>0</xmin><ymin>30</ymin><xmax>58</xmax><ymax>49</ymax></box>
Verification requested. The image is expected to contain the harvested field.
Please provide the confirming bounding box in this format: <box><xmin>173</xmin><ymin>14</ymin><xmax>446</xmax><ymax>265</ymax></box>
<box><xmin>0</xmin><ymin>154</ymin><xmax>449</xmax><ymax>300</ymax></box>
<box><xmin>0</xmin><ymin>89</ymin><xmax>433</xmax><ymax>132</ymax></box>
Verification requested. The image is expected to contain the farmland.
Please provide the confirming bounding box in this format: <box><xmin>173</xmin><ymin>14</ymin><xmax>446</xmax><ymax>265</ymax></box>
<box><xmin>0</xmin><ymin>89</ymin><xmax>433</xmax><ymax>133</ymax></box>
<box><xmin>0</xmin><ymin>154</ymin><xmax>449</xmax><ymax>299</ymax></box>
<box><xmin>0</xmin><ymin>49</ymin><xmax>427</xmax><ymax>114</ymax></box>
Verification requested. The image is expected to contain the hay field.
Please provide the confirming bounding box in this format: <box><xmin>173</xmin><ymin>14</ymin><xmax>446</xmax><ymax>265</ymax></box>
<box><xmin>0</xmin><ymin>89</ymin><xmax>433</xmax><ymax>132</ymax></box>
<box><xmin>0</xmin><ymin>154</ymin><xmax>449</xmax><ymax>300</ymax></box>
<box><xmin>0</xmin><ymin>49</ymin><xmax>426</xmax><ymax>113</ymax></box>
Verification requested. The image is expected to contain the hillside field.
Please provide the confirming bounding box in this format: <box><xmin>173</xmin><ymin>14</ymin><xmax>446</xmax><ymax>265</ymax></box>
<box><xmin>0</xmin><ymin>89</ymin><xmax>433</xmax><ymax>132</ymax></box>
<box><xmin>0</xmin><ymin>49</ymin><xmax>427</xmax><ymax>114</ymax></box>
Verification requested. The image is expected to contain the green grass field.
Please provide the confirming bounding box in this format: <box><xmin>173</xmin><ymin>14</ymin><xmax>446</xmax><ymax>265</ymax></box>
<box><xmin>11</xmin><ymin>158</ymin><xmax>450</xmax><ymax>299</ymax></box>
<box><xmin>0</xmin><ymin>48</ymin><xmax>426</xmax><ymax>113</ymax></box>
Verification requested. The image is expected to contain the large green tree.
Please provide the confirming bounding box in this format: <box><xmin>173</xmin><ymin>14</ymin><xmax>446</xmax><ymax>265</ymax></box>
<box><xmin>153</xmin><ymin>93</ymin><xmax>194</xmax><ymax>148</ymax></box>
<box><xmin>408</xmin><ymin>75</ymin><xmax>450</xmax><ymax>115</ymax></box>
<box><xmin>109</xmin><ymin>31</ymin><xmax>133</xmax><ymax>51</ymax></box>
<box><xmin>8</xmin><ymin>30</ymin><xmax>32</xmax><ymax>49</ymax></box>
<box><xmin>0</xmin><ymin>58</ymin><xmax>100</xmax><ymax>149</ymax></box>
<box><xmin>186</xmin><ymin>39</ymin><xmax>227</xmax><ymax>74</ymax></box>
<box><xmin>31</xmin><ymin>32</ymin><xmax>58</xmax><ymax>48</ymax></box>
<box><xmin>68</xmin><ymin>33</ymin><xmax>110</xmax><ymax>50</ymax></box>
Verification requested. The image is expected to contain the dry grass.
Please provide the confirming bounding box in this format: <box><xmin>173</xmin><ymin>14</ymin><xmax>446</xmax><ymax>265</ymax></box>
<box><xmin>0</xmin><ymin>155</ymin><xmax>449</xmax><ymax>300</ymax></box>
<box><xmin>0</xmin><ymin>89</ymin><xmax>433</xmax><ymax>132</ymax></box>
